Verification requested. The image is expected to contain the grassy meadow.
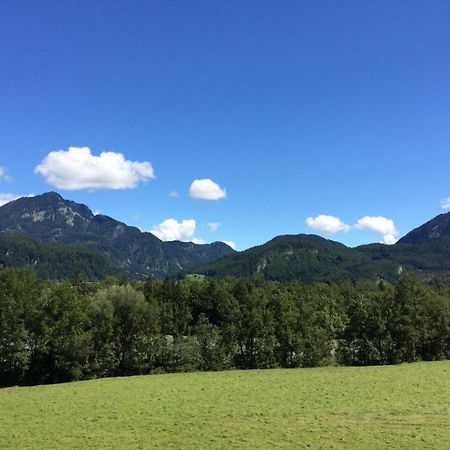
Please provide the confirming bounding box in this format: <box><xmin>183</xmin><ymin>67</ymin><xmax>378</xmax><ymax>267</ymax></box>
<box><xmin>0</xmin><ymin>361</ymin><xmax>449</xmax><ymax>449</ymax></box>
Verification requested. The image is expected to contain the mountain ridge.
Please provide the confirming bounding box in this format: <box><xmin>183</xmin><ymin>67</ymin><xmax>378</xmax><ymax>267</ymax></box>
<box><xmin>2</xmin><ymin>193</ymin><xmax>450</xmax><ymax>282</ymax></box>
<box><xmin>0</xmin><ymin>192</ymin><xmax>234</xmax><ymax>278</ymax></box>
<box><xmin>184</xmin><ymin>212</ymin><xmax>450</xmax><ymax>282</ymax></box>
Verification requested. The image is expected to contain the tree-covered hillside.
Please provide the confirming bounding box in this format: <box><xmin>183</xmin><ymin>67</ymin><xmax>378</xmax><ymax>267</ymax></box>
<box><xmin>187</xmin><ymin>212</ymin><xmax>450</xmax><ymax>283</ymax></box>
<box><xmin>0</xmin><ymin>235</ymin><xmax>119</xmax><ymax>280</ymax></box>
<box><xmin>1</xmin><ymin>267</ymin><xmax>449</xmax><ymax>387</ymax></box>
<box><xmin>185</xmin><ymin>234</ymin><xmax>401</xmax><ymax>282</ymax></box>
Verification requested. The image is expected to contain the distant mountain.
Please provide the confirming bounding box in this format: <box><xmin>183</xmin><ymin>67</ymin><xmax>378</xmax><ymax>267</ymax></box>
<box><xmin>398</xmin><ymin>212</ymin><xmax>450</xmax><ymax>244</ymax></box>
<box><xmin>0</xmin><ymin>235</ymin><xmax>119</xmax><ymax>280</ymax></box>
<box><xmin>3</xmin><ymin>193</ymin><xmax>450</xmax><ymax>283</ymax></box>
<box><xmin>0</xmin><ymin>192</ymin><xmax>234</xmax><ymax>279</ymax></box>
<box><xmin>186</xmin><ymin>212</ymin><xmax>450</xmax><ymax>283</ymax></box>
<box><xmin>184</xmin><ymin>234</ymin><xmax>401</xmax><ymax>283</ymax></box>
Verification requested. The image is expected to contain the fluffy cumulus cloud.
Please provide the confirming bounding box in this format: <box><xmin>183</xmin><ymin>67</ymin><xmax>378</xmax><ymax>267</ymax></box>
<box><xmin>151</xmin><ymin>218</ymin><xmax>197</xmax><ymax>242</ymax></box>
<box><xmin>441</xmin><ymin>197</ymin><xmax>450</xmax><ymax>209</ymax></box>
<box><xmin>356</xmin><ymin>216</ymin><xmax>398</xmax><ymax>245</ymax></box>
<box><xmin>222</xmin><ymin>240</ymin><xmax>237</xmax><ymax>250</ymax></box>
<box><xmin>207</xmin><ymin>221</ymin><xmax>221</xmax><ymax>232</ymax></box>
<box><xmin>189</xmin><ymin>178</ymin><xmax>226</xmax><ymax>200</ymax></box>
<box><xmin>0</xmin><ymin>193</ymin><xmax>34</xmax><ymax>207</ymax></box>
<box><xmin>35</xmin><ymin>146</ymin><xmax>155</xmax><ymax>190</ymax></box>
<box><xmin>306</xmin><ymin>215</ymin><xmax>350</xmax><ymax>234</ymax></box>
<box><xmin>0</xmin><ymin>166</ymin><xmax>12</xmax><ymax>182</ymax></box>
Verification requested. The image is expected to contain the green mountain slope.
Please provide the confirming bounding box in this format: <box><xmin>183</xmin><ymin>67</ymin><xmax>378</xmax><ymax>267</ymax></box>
<box><xmin>187</xmin><ymin>212</ymin><xmax>450</xmax><ymax>282</ymax></box>
<box><xmin>186</xmin><ymin>234</ymin><xmax>401</xmax><ymax>282</ymax></box>
<box><xmin>0</xmin><ymin>235</ymin><xmax>119</xmax><ymax>279</ymax></box>
<box><xmin>0</xmin><ymin>192</ymin><xmax>234</xmax><ymax>278</ymax></box>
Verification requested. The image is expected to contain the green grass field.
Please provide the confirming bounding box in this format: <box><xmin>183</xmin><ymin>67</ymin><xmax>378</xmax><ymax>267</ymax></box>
<box><xmin>1</xmin><ymin>361</ymin><xmax>449</xmax><ymax>449</ymax></box>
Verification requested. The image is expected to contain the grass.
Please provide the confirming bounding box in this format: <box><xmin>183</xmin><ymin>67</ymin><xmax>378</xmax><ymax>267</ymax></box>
<box><xmin>0</xmin><ymin>361</ymin><xmax>449</xmax><ymax>449</ymax></box>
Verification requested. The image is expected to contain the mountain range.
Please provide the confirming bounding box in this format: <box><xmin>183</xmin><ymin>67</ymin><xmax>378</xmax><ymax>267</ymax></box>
<box><xmin>187</xmin><ymin>217</ymin><xmax>450</xmax><ymax>282</ymax></box>
<box><xmin>0</xmin><ymin>192</ymin><xmax>233</xmax><ymax>279</ymax></box>
<box><xmin>1</xmin><ymin>192</ymin><xmax>450</xmax><ymax>282</ymax></box>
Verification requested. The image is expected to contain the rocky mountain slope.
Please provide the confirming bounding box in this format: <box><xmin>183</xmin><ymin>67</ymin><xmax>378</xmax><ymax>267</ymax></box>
<box><xmin>0</xmin><ymin>192</ymin><xmax>234</xmax><ymax>278</ymax></box>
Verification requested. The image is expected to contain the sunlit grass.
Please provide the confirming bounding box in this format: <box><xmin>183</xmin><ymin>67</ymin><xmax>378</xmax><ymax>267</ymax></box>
<box><xmin>1</xmin><ymin>361</ymin><xmax>449</xmax><ymax>449</ymax></box>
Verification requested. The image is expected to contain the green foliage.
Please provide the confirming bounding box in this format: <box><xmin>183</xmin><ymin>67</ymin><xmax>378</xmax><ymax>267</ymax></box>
<box><xmin>27</xmin><ymin>282</ymin><xmax>91</xmax><ymax>384</ymax></box>
<box><xmin>0</xmin><ymin>268</ymin><xmax>449</xmax><ymax>387</ymax></box>
<box><xmin>0</xmin><ymin>235</ymin><xmax>119</xmax><ymax>280</ymax></box>
<box><xmin>89</xmin><ymin>285</ymin><xmax>159</xmax><ymax>375</ymax></box>
<box><xmin>0</xmin><ymin>268</ymin><xmax>40</xmax><ymax>385</ymax></box>
<box><xmin>193</xmin><ymin>314</ymin><xmax>227</xmax><ymax>371</ymax></box>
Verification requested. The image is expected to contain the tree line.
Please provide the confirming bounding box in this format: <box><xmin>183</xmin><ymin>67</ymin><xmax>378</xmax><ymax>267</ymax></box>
<box><xmin>1</xmin><ymin>268</ymin><xmax>449</xmax><ymax>387</ymax></box>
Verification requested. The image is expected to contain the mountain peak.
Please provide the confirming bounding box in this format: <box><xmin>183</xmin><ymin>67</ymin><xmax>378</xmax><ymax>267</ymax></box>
<box><xmin>0</xmin><ymin>191</ymin><xmax>235</xmax><ymax>278</ymax></box>
<box><xmin>41</xmin><ymin>191</ymin><xmax>63</xmax><ymax>200</ymax></box>
<box><xmin>398</xmin><ymin>212</ymin><xmax>450</xmax><ymax>244</ymax></box>
<box><xmin>0</xmin><ymin>192</ymin><xmax>94</xmax><ymax>239</ymax></box>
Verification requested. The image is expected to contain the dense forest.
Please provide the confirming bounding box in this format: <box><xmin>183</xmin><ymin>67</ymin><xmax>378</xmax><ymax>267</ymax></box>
<box><xmin>1</xmin><ymin>267</ymin><xmax>449</xmax><ymax>387</ymax></box>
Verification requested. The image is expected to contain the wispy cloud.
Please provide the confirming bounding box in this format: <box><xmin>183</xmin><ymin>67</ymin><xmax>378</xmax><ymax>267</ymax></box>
<box><xmin>207</xmin><ymin>221</ymin><xmax>221</xmax><ymax>232</ymax></box>
<box><xmin>0</xmin><ymin>166</ymin><xmax>12</xmax><ymax>182</ymax></box>
<box><xmin>441</xmin><ymin>197</ymin><xmax>450</xmax><ymax>209</ymax></box>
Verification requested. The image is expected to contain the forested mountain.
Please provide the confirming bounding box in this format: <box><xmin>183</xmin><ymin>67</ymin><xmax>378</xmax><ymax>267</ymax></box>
<box><xmin>2</xmin><ymin>192</ymin><xmax>450</xmax><ymax>283</ymax></box>
<box><xmin>185</xmin><ymin>234</ymin><xmax>401</xmax><ymax>282</ymax></box>
<box><xmin>187</xmin><ymin>212</ymin><xmax>450</xmax><ymax>282</ymax></box>
<box><xmin>0</xmin><ymin>192</ymin><xmax>234</xmax><ymax>279</ymax></box>
<box><xmin>0</xmin><ymin>235</ymin><xmax>119</xmax><ymax>280</ymax></box>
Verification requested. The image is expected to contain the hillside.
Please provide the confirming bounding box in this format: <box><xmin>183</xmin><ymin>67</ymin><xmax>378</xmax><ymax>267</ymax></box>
<box><xmin>0</xmin><ymin>235</ymin><xmax>119</xmax><ymax>279</ymax></box>
<box><xmin>1</xmin><ymin>362</ymin><xmax>448</xmax><ymax>449</ymax></box>
<box><xmin>187</xmin><ymin>212</ymin><xmax>450</xmax><ymax>282</ymax></box>
<box><xmin>0</xmin><ymin>192</ymin><xmax>234</xmax><ymax>279</ymax></box>
<box><xmin>186</xmin><ymin>234</ymin><xmax>400</xmax><ymax>282</ymax></box>
<box><xmin>398</xmin><ymin>212</ymin><xmax>450</xmax><ymax>244</ymax></box>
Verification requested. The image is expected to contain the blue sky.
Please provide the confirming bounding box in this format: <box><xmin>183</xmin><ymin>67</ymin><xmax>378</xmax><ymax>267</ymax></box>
<box><xmin>1</xmin><ymin>1</ymin><xmax>450</xmax><ymax>249</ymax></box>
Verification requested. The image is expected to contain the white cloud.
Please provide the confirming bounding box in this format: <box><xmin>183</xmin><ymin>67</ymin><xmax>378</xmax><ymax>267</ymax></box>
<box><xmin>35</xmin><ymin>146</ymin><xmax>155</xmax><ymax>190</ymax></box>
<box><xmin>207</xmin><ymin>221</ymin><xmax>221</xmax><ymax>232</ymax></box>
<box><xmin>151</xmin><ymin>218</ymin><xmax>197</xmax><ymax>242</ymax></box>
<box><xmin>441</xmin><ymin>197</ymin><xmax>450</xmax><ymax>209</ymax></box>
<box><xmin>0</xmin><ymin>193</ymin><xmax>19</xmax><ymax>206</ymax></box>
<box><xmin>0</xmin><ymin>166</ymin><xmax>12</xmax><ymax>182</ymax></box>
<box><xmin>356</xmin><ymin>216</ymin><xmax>398</xmax><ymax>245</ymax></box>
<box><xmin>132</xmin><ymin>213</ymin><xmax>141</xmax><ymax>220</ymax></box>
<box><xmin>169</xmin><ymin>191</ymin><xmax>179</xmax><ymax>198</ymax></box>
<box><xmin>306</xmin><ymin>215</ymin><xmax>350</xmax><ymax>234</ymax></box>
<box><xmin>0</xmin><ymin>193</ymin><xmax>34</xmax><ymax>207</ymax></box>
<box><xmin>192</xmin><ymin>238</ymin><xmax>206</xmax><ymax>245</ymax></box>
<box><xmin>189</xmin><ymin>178</ymin><xmax>226</xmax><ymax>200</ymax></box>
<box><xmin>222</xmin><ymin>240</ymin><xmax>237</xmax><ymax>250</ymax></box>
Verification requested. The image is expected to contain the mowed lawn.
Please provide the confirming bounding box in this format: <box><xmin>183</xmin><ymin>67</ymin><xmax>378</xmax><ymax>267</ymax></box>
<box><xmin>0</xmin><ymin>362</ymin><xmax>449</xmax><ymax>449</ymax></box>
